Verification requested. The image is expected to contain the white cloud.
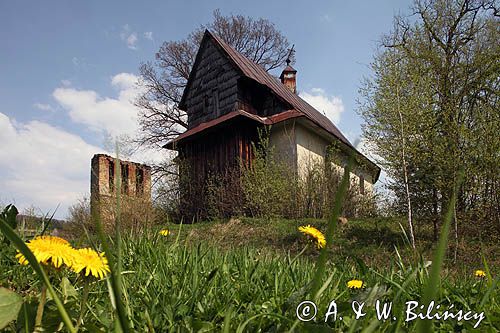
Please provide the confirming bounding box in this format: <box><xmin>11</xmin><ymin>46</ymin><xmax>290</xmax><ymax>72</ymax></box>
<box><xmin>51</xmin><ymin>72</ymin><xmax>165</xmax><ymax>165</ymax></box>
<box><xmin>126</xmin><ymin>33</ymin><xmax>138</xmax><ymax>49</ymax></box>
<box><xmin>71</xmin><ymin>57</ymin><xmax>91</xmax><ymax>70</ymax></box>
<box><xmin>111</xmin><ymin>72</ymin><xmax>138</xmax><ymax>90</ymax></box>
<box><xmin>51</xmin><ymin>73</ymin><xmax>170</xmax><ymax>169</ymax></box>
<box><xmin>61</xmin><ymin>79</ymin><xmax>71</xmax><ymax>87</ymax></box>
<box><xmin>299</xmin><ymin>88</ymin><xmax>345</xmax><ymax>124</ymax></box>
<box><xmin>120</xmin><ymin>24</ymin><xmax>139</xmax><ymax>50</ymax></box>
<box><xmin>119</xmin><ymin>25</ymin><xmax>154</xmax><ymax>49</ymax></box>
<box><xmin>33</xmin><ymin>103</ymin><xmax>55</xmax><ymax>112</ymax></box>
<box><xmin>0</xmin><ymin>112</ymin><xmax>104</xmax><ymax>218</ymax></box>
<box><xmin>53</xmin><ymin>73</ymin><xmax>142</xmax><ymax>137</ymax></box>
<box><xmin>320</xmin><ymin>14</ymin><xmax>332</xmax><ymax>22</ymax></box>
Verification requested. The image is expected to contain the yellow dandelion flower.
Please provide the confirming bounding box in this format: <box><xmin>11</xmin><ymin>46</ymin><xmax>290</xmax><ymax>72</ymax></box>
<box><xmin>298</xmin><ymin>225</ymin><xmax>326</xmax><ymax>249</ymax></box>
<box><xmin>475</xmin><ymin>270</ymin><xmax>486</xmax><ymax>278</ymax></box>
<box><xmin>16</xmin><ymin>235</ymin><xmax>75</xmax><ymax>268</ymax></box>
<box><xmin>15</xmin><ymin>252</ymin><xmax>31</xmax><ymax>265</ymax></box>
<box><xmin>71</xmin><ymin>248</ymin><xmax>110</xmax><ymax>279</ymax></box>
<box><xmin>347</xmin><ymin>279</ymin><xmax>364</xmax><ymax>290</ymax></box>
<box><xmin>159</xmin><ymin>229</ymin><xmax>170</xmax><ymax>236</ymax></box>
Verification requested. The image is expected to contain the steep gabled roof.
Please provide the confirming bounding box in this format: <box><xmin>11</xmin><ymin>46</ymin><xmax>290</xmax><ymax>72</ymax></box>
<box><xmin>179</xmin><ymin>30</ymin><xmax>354</xmax><ymax>149</ymax></box>
<box><xmin>174</xmin><ymin>30</ymin><xmax>380</xmax><ymax>180</ymax></box>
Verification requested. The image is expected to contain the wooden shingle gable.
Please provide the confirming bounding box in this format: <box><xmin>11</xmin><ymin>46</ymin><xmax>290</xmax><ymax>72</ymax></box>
<box><xmin>179</xmin><ymin>31</ymin><xmax>243</xmax><ymax>129</ymax></box>
<box><xmin>179</xmin><ymin>30</ymin><xmax>294</xmax><ymax>128</ymax></box>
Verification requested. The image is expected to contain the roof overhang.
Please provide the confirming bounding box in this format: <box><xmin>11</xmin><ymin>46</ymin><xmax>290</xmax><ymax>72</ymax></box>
<box><xmin>163</xmin><ymin>109</ymin><xmax>303</xmax><ymax>150</ymax></box>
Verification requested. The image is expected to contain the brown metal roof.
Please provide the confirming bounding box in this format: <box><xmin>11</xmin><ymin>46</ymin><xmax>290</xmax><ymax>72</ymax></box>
<box><xmin>281</xmin><ymin>65</ymin><xmax>297</xmax><ymax>74</ymax></box>
<box><xmin>207</xmin><ymin>30</ymin><xmax>354</xmax><ymax>149</ymax></box>
<box><xmin>207</xmin><ymin>31</ymin><xmax>381</xmax><ymax>180</ymax></box>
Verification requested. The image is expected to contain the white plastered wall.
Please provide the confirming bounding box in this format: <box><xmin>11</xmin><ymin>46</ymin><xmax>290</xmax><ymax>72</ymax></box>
<box><xmin>268</xmin><ymin>121</ymin><xmax>297</xmax><ymax>170</ymax></box>
<box><xmin>294</xmin><ymin>122</ymin><xmax>375</xmax><ymax>194</ymax></box>
<box><xmin>268</xmin><ymin>120</ymin><xmax>375</xmax><ymax>194</ymax></box>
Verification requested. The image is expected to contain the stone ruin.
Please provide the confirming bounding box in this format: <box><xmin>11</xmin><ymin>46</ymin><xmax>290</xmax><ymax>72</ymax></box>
<box><xmin>90</xmin><ymin>154</ymin><xmax>153</xmax><ymax>230</ymax></box>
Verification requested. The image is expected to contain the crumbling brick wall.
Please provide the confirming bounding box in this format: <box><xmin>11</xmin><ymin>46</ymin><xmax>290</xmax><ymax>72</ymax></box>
<box><xmin>90</xmin><ymin>154</ymin><xmax>153</xmax><ymax>231</ymax></box>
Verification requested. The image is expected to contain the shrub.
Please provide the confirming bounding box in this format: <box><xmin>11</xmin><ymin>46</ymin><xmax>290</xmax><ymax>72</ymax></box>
<box><xmin>65</xmin><ymin>195</ymin><xmax>160</xmax><ymax>238</ymax></box>
<box><xmin>241</xmin><ymin>135</ymin><xmax>295</xmax><ymax>218</ymax></box>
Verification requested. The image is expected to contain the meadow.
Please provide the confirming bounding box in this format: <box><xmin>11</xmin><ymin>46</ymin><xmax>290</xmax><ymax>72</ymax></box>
<box><xmin>1</xmin><ymin>212</ymin><xmax>498</xmax><ymax>332</ymax></box>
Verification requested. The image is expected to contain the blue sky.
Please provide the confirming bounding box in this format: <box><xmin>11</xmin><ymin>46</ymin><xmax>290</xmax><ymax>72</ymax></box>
<box><xmin>0</xmin><ymin>0</ymin><xmax>412</xmax><ymax>218</ymax></box>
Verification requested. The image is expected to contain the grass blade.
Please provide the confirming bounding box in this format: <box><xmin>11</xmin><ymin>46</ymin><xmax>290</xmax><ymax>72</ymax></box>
<box><xmin>480</xmin><ymin>277</ymin><xmax>498</xmax><ymax>308</ymax></box>
<box><xmin>40</xmin><ymin>204</ymin><xmax>60</xmax><ymax>236</ymax></box>
<box><xmin>416</xmin><ymin>171</ymin><xmax>464</xmax><ymax>333</ymax></box>
<box><xmin>222</xmin><ymin>305</ymin><xmax>233</xmax><ymax>333</ymax></box>
<box><xmin>92</xmin><ymin>151</ymin><xmax>130</xmax><ymax>332</ymax></box>
<box><xmin>310</xmin><ymin>144</ymin><xmax>355</xmax><ymax>298</ymax></box>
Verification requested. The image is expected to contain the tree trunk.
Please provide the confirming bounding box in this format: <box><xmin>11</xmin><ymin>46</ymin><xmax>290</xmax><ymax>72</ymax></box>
<box><xmin>396</xmin><ymin>84</ymin><xmax>416</xmax><ymax>249</ymax></box>
<box><xmin>453</xmin><ymin>203</ymin><xmax>458</xmax><ymax>262</ymax></box>
<box><xmin>433</xmin><ymin>188</ymin><xmax>438</xmax><ymax>241</ymax></box>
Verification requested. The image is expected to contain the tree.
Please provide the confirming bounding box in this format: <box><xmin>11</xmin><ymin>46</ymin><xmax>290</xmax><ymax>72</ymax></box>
<box><xmin>359</xmin><ymin>0</ymin><xmax>499</xmax><ymax>242</ymax></box>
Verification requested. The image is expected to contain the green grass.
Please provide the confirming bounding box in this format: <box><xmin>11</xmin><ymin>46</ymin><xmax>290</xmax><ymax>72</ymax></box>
<box><xmin>1</xmin><ymin>216</ymin><xmax>498</xmax><ymax>331</ymax></box>
<box><xmin>179</xmin><ymin>216</ymin><xmax>499</xmax><ymax>274</ymax></box>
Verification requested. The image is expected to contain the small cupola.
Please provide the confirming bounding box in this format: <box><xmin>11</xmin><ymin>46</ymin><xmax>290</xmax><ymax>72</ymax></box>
<box><xmin>280</xmin><ymin>51</ymin><xmax>297</xmax><ymax>94</ymax></box>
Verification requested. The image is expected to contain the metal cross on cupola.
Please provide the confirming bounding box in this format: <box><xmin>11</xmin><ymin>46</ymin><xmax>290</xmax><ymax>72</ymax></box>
<box><xmin>280</xmin><ymin>45</ymin><xmax>297</xmax><ymax>94</ymax></box>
